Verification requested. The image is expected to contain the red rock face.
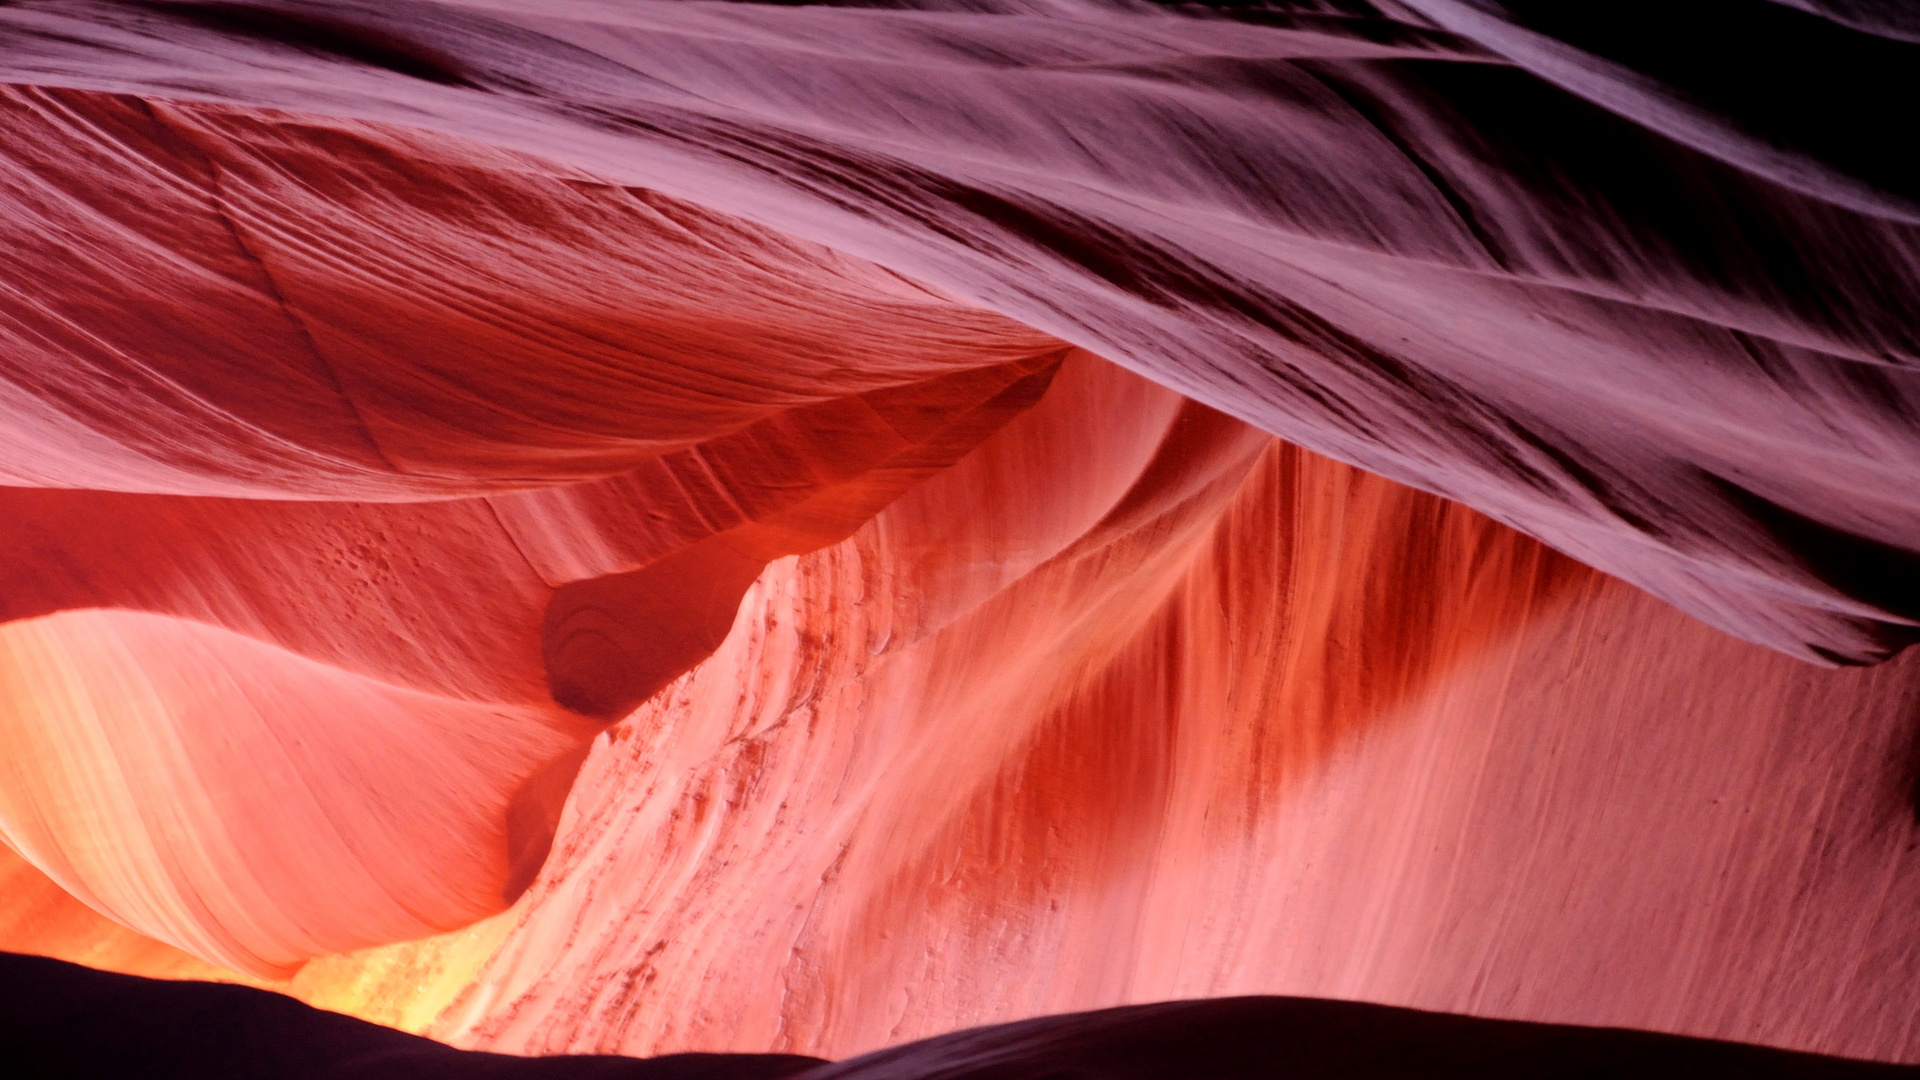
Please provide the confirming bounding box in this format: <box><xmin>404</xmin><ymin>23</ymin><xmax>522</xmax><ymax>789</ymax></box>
<box><xmin>0</xmin><ymin>0</ymin><xmax>1917</xmax><ymax>1072</ymax></box>
<box><xmin>0</xmin><ymin>80</ymin><xmax>1065</xmax><ymax>977</ymax></box>
<box><xmin>426</xmin><ymin>357</ymin><xmax>1920</xmax><ymax>1062</ymax></box>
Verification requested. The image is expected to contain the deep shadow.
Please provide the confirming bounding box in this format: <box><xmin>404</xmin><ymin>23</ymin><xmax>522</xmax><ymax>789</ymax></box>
<box><xmin>1706</xmin><ymin>474</ymin><xmax>1920</xmax><ymax>663</ymax></box>
<box><xmin>127</xmin><ymin>1</ymin><xmax>476</xmax><ymax>87</ymax></box>
<box><xmin>4</xmin><ymin>952</ymin><xmax>1914</xmax><ymax>1078</ymax></box>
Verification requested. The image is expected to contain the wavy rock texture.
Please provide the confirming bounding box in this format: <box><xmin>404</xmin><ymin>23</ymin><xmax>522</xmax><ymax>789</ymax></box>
<box><xmin>421</xmin><ymin>358</ymin><xmax>1920</xmax><ymax>1063</ymax></box>
<box><xmin>5</xmin><ymin>0</ymin><xmax>1918</xmax><ymax>660</ymax></box>
<box><xmin>0</xmin><ymin>0</ymin><xmax>1917</xmax><ymax>1074</ymax></box>
<box><xmin>0</xmin><ymin>64</ymin><xmax>1067</xmax><ymax>975</ymax></box>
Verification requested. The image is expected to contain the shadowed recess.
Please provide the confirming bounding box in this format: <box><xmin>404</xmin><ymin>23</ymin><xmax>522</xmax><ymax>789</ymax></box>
<box><xmin>4</xmin><ymin>953</ymin><xmax>1914</xmax><ymax>1079</ymax></box>
<box><xmin>127</xmin><ymin>1</ymin><xmax>475</xmax><ymax>87</ymax></box>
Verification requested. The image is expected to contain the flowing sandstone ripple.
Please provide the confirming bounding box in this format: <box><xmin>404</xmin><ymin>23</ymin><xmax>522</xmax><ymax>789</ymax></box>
<box><xmin>0</xmin><ymin>0</ymin><xmax>1916</xmax><ymax>1070</ymax></box>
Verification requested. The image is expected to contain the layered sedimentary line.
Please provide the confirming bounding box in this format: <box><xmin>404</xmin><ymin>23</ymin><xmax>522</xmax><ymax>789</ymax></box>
<box><xmin>4</xmin><ymin>0</ymin><xmax>1918</xmax><ymax>660</ymax></box>
<box><xmin>422</xmin><ymin>358</ymin><xmax>1920</xmax><ymax>1064</ymax></box>
<box><xmin>0</xmin><ymin>0</ymin><xmax>1915</xmax><ymax>1072</ymax></box>
<box><xmin>0</xmin><ymin>96</ymin><xmax>1075</xmax><ymax>982</ymax></box>
<box><xmin>0</xmin><ymin>68</ymin><xmax>1077</xmax><ymax>978</ymax></box>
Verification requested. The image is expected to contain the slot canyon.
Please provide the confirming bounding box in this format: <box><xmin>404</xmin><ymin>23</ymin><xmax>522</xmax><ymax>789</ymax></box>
<box><xmin>1</xmin><ymin>1</ymin><xmax>1919</xmax><ymax>1076</ymax></box>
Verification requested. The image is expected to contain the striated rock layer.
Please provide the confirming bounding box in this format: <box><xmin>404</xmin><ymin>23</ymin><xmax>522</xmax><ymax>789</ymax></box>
<box><xmin>4</xmin><ymin>0</ymin><xmax>1918</xmax><ymax>660</ymax></box>
<box><xmin>0</xmin><ymin>0</ymin><xmax>1917</xmax><ymax>1073</ymax></box>
<box><xmin>425</xmin><ymin>358</ymin><xmax>1920</xmax><ymax>1063</ymax></box>
<box><xmin>0</xmin><ymin>75</ymin><xmax>1068</xmax><ymax>974</ymax></box>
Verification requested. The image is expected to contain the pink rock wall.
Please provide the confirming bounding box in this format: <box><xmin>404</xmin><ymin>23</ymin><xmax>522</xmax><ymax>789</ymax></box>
<box><xmin>432</xmin><ymin>357</ymin><xmax>1920</xmax><ymax>1062</ymax></box>
<box><xmin>0</xmin><ymin>0</ymin><xmax>1916</xmax><ymax>1069</ymax></box>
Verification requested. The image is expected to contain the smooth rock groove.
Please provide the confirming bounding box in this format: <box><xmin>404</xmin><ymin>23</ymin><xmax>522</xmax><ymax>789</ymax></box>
<box><xmin>0</xmin><ymin>0</ymin><xmax>1917</xmax><ymax>1072</ymax></box>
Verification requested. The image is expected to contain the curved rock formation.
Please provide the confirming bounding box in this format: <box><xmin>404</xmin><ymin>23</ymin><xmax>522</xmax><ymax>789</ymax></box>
<box><xmin>425</xmin><ymin>358</ymin><xmax>1920</xmax><ymax>1063</ymax></box>
<box><xmin>0</xmin><ymin>69</ymin><xmax>1068</xmax><ymax>972</ymax></box>
<box><xmin>0</xmin><ymin>0</ymin><xmax>1917</xmax><ymax>1073</ymax></box>
<box><xmin>5</xmin><ymin>0</ymin><xmax>1917</xmax><ymax>661</ymax></box>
